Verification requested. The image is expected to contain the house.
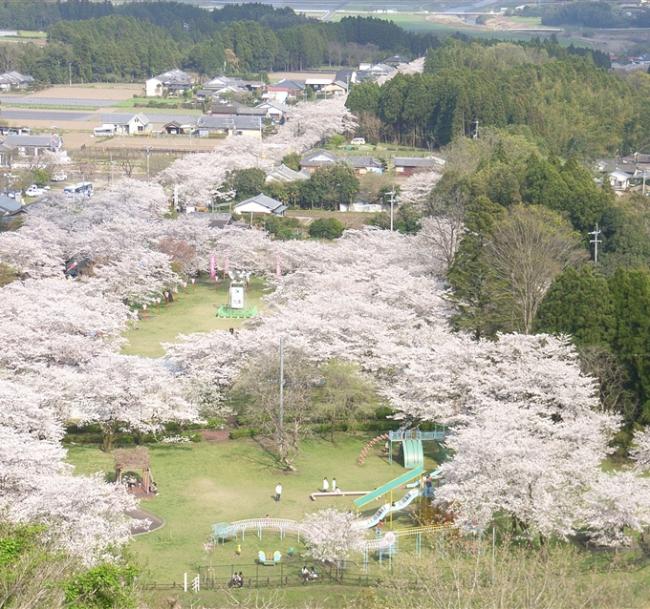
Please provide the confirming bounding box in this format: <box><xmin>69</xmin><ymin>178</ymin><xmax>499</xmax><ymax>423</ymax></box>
<box><xmin>264</xmin><ymin>79</ymin><xmax>305</xmax><ymax>104</ymax></box>
<box><xmin>255</xmin><ymin>101</ymin><xmax>288</xmax><ymax>124</ymax></box>
<box><xmin>383</xmin><ymin>55</ymin><xmax>408</xmax><ymax>67</ymax></box>
<box><xmin>0</xmin><ymin>142</ymin><xmax>14</xmax><ymax>167</ymax></box>
<box><xmin>305</xmin><ymin>78</ymin><xmax>334</xmax><ymax>91</ymax></box>
<box><xmin>356</xmin><ymin>63</ymin><xmax>396</xmax><ymax>82</ymax></box>
<box><xmin>300</xmin><ymin>150</ymin><xmax>382</xmax><ymax>175</ymax></box>
<box><xmin>265</xmin><ymin>164</ymin><xmax>309</xmax><ymax>184</ymax></box>
<box><xmin>145</xmin><ymin>69</ymin><xmax>194</xmax><ymax>97</ymax></box>
<box><xmin>196</xmin><ymin>115</ymin><xmax>262</xmax><ymax>139</ymax></box>
<box><xmin>0</xmin><ymin>192</ymin><xmax>25</xmax><ymax>225</ymax></box>
<box><xmin>210</xmin><ymin>100</ymin><xmax>267</xmax><ymax>118</ymax></box>
<box><xmin>394</xmin><ymin>157</ymin><xmax>439</xmax><ymax>176</ymax></box>
<box><xmin>233</xmin><ymin>193</ymin><xmax>286</xmax><ymax>216</ymax></box>
<box><xmin>0</xmin><ymin>126</ymin><xmax>30</xmax><ymax>136</ymax></box>
<box><xmin>300</xmin><ymin>150</ymin><xmax>338</xmax><ymax>173</ymax></box>
<box><xmin>162</xmin><ymin>121</ymin><xmax>195</xmax><ymax>135</ymax></box>
<box><xmin>1</xmin><ymin>134</ymin><xmax>63</xmax><ymax>164</ymax></box>
<box><xmin>346</xmin><ymin>156</ymin><xmax>383</xmax><ymax>175</ymax></box>
<box><xmin>335</xmin><ymin>69</ymin><xmax>359</xmax><ymax>86</ymax></box>
<box><xmin>609</xmin><ymin>170</ymin><xmax>633</xmax><ymax>191</ymax></box>
<box><xmin>339</xmin><ymin>200</ymin><xmax>385</xmax><ymax>213</ymax></box>
<box><xmin>203</xmin><ymin>75</ymin><xmax>265</xmax><ymax>92</ymax></box>
<box><xmin>98</xmin><ymin>114</ymin><xmax>151</xmax><ymax>136</ymax></box>
<box><xmin>0</xmin><ymin>71</ymin><xmax>34</xmax><ymax>91</ymax></box>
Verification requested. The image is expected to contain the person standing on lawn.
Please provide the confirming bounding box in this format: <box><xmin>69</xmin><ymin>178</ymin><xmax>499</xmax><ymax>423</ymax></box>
<box><xmin>275</xmin><ymin>482</ymin><xmax>283</xmax><ymax>502</ymax></box>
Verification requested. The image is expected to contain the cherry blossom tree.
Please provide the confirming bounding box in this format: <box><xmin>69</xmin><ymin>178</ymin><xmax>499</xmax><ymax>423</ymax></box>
<box><xmin>302</xmin><ymin>509</ymin><xmax>365</xmax><ymax>564</ymax></box>
<box><xmin>0</xmin><ymin>279</ymin><xmax>131</xmax><ymax>371</ymax></box>
<box><xmin>0</xmin><ymin>420</ymin><xmax>135</xmax><ymax>566</ymax></box>
<box><xmin>0</xmin><ymin>218</ymin><xmax>67</xmax><ymax>280</ymax></box>
<box><xmin>631</xmin><ymin>427</ymin><xmax>650</xmax><ymax>471</ymax></box>
<box><xmin>73</xmin><ymin>354</ymin><xmax>197</xmax><ymax>450</ymax></box>
<box><xmin>580</xmin><ymin>471</ymin><xmax>650</xmax><ymax>546</ymax></box>
<box><xmin>0</xmin><ymin>378</ymin><xmax>63</xmax><ymax>441</ymax></box>
<box><xmin>90</xmin><ymin>249</ymin><xmax>180</xmax><ymax>307</ymax></box>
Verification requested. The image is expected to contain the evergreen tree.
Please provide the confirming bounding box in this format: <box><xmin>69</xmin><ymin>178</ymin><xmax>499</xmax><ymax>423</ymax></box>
<box><xmin>536</xmin><ymin>265</ymin><xmax>614</xmax><ymax>346</ymax></box>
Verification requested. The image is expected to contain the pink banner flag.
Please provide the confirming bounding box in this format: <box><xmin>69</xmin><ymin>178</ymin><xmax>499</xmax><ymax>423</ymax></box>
<box><xmin>276</xmin><ymin>255</ymin><xmax>281</xmax><ymax>278</ymax></box>
<box><xmin>209</xmin><ymin>254</ymin><xmax>216</xmax><ymax>280</ymax></box>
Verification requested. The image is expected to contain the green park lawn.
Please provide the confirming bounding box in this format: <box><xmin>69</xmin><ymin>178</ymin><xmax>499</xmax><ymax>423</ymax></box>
<box><xmin>66</xmin><ymin>436</ymin><xmax>436</xmax><ymax>594</ymax></box>
<box><xmin>121</xmin><ymin>278</ymin><xmax>267</xmax><ymax>358</ymax></box>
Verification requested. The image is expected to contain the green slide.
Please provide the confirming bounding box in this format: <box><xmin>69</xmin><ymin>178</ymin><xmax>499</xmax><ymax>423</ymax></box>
<box><xmin>354</xmin><ymin>464</ymin><xmax>424</xmax><ymax>509</ymax></box>
<box><xmin>401</xmin><ymin>439</ymin><xmax>424</xmax><ymax>469</ymax></box>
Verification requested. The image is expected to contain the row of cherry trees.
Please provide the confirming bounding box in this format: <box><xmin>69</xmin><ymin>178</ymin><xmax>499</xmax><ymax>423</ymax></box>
<box><xmin>1</xmin><ymin>88</ymin><xmax>649</xmax><ymax>565</ymax></box>
<box><xmin>165</xmin><ymin>223</ymin><xmax>650</xmax><ymax>546</ymax></box>
<box><xmin>0</xmin><ymin>95</ymin><xmax>361</xmax><ymax>564</ymax></box>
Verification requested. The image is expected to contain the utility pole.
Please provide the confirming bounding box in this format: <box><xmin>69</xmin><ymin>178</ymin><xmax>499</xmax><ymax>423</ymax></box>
<box><xmin>279</xmin><ymin>337</ymin><xmax>284</xmax><ymax>455</ymax></box>
<box><xmin>471</xmin><ymin>118</ymin><xmax>479</xmax><ymax>140</ymax></box>
<box><xmin>389</xmin><ymin>187</ymin><xmax>396</xmax><ymax>232</ymax></box>
<box><xmin>145</xmin><ymin>147</ymin><xmax>151</xmax><ymax>180</ymax></box>
<box><xmin>589</xmin><ymin>223</ymin><xmax>602</xmax><ymax>264</ymax></box>
<box><xmin>68</xmin><ymin>62</ymin><xmax>72</xmax><ymax>86</ymax></box>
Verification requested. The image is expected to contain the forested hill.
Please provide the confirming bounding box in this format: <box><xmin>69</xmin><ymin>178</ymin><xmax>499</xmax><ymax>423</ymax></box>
<box><xmin>346</xmin><ymin>38</ymin><xmax>647</xmax><ymax>157</ymax></box>
<box><xmin>0</xmin><ymin>1</ymin><xmax>440</xmax><ymax>82</ymax></box>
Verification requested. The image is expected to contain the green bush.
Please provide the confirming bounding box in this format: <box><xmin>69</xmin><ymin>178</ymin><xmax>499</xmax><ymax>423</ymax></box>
<box><xmin>308</xmin><ymin>218</ymin><xmax>344</xmax><ymax>240</ymax></box>
<box><xmin>229</xmin><ymin>427</ymin><xmax>257</xmax><ymax>439</ymax></box>
<box><xmin>261</xmin><ymin>215</ymin><xmax>304</xmax><ymax>240</ymax></box>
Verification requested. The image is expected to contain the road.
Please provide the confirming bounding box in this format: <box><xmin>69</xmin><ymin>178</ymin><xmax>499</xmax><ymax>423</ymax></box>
<box><xmin>0</xmin><ymin>109</ymin><xmax>199</xmax><ymax>124</ymax></box>
<box><xmin>1</xmin><ymin>109</ymin><xmax>95</xmax><ymax>122</ymax></box>
<box><xmin>0</xmin><ymin>95</ymin><xmax>116</xmax><ymax>107</ymax></box>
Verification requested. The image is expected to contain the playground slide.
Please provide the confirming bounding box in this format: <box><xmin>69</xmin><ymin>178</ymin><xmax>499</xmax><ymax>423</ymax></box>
<box><xmin>401</xmin><ymin>439</ymin><xmax>424</xmax><ymax>469</ymax></box>
<box><xmin>354</xmin><ymin>464</ymin><xmax>424</xmax><ymax>509</ymax></box>
<box><xmin>353</xmin><ymin>488</ymin><xmax>421</xmax><ymax>530</ymax></box>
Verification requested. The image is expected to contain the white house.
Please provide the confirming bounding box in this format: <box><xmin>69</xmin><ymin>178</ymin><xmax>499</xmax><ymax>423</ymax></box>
<box><xmin>98</xmin><ymin>114</ymin><xmax>151</xmax><ymax>136</ymax></box>
<box><xmin>255</xmin><ymin>101</ymin><xmax>288</xmax><ymax>124</ymax></box>
<box><xmin>145</xmin><ymin>69</ymin><xmax>194</xmax><ymax>97</ymax></box>
<box><xmin>233</xmin><ymin>193</ymin><xmax>286</xmax><ymax>216</ymax></box>
<box><xmin>0</xmin><ymin>71</ymin><xmax>34</xmax><ymax>91</ymax></box>
<box><xmin>609</xmin><ymin>170</ymin><xmax>633</xmax><ymax>191</ymax></box>
<box><xmin>1</xmin><ymin>134</ymin><xmax>63</xmax><ymax>165</ymax></box>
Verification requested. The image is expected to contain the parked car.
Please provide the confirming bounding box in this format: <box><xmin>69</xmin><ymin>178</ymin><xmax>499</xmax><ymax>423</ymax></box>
<box><xmin>51</xmin><ymin>171</ymin><xmax>68</xmax><ymax>182</ymax></box>
<box><xmin>350</xmin><ymin>137</ymin><xmax>366</xmax><ymax>145</ymax></box>
<box><xmin>25</xmin><ymin>184</ymin><xmax>45</xmax><ymax>197</ymax></box>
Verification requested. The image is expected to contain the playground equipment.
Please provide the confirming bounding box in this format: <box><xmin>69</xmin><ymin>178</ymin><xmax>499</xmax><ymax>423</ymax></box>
<box><xmin>357</xmin><ymin>433</ymin><xmax>389</xmax><ymax>465</ymax></box>
<box><xmin>387</xmin><ymin>428</ymin><xmax>447</xmax><ymax>467</ymax></box>
<box><xmin>352</xmin><ymin>466</ymin><xmax>443</xmax><ymax>529</ymax></box>
<box><xmin>257</xmin><ymin>550</ymin><xmax>282</xmax><ymax>566</ymax></box>
<box><xmin>353</xmin><ymin>464</ymin><xmax>424</xmax><ymax>509</ymax></box>
<box><xmin>310</xmin><ymin>489</ymin><xmax>370</xmax><ymax>501</ymax></box>
<box><xmin>353</xmin><ymin>488</ymin><xmax>421</xmax><ymax>529</ymax></box>
<box><xmin>213</xmin><ymin>518</ymin><xmax>308</xmax><ymax>544</ymax></box>
<box><xmin>217</xmin><ymin>270</ymin><xmax>257</xmax><ymax>319</ymax></box>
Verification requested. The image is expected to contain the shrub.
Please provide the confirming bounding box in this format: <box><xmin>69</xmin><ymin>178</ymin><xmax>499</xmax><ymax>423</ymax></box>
<box><xmin>308</xmin><ymin>218</ymin><xmax>344</xmax><ymax>240</ymax></box>
<box><xmin>229</xmin><ymin>427</ymin><xmax>257</xmax><ymax>439</ymax></box>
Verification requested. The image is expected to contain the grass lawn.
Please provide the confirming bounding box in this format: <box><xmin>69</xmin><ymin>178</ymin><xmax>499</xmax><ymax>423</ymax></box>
<box><xmin>66</xmin><ymin>435</ymin><xmax>439</xmax><ymax>584</ymax></box>
<box><xmin>121</xmin><ymin>278</ymin><xmax>268</xmax><ymax>358</ymax></box>
<box><xmin>115</xmin><ymin>97</ymin><xmax>194</xmax><ymax>109</ymax></box>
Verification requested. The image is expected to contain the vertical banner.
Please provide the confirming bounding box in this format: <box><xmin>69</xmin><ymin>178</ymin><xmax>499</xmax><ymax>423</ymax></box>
<box><xmin>209</xmin><ymin>254</ymin><xmax>216</xmax><ymax>280</ymax></box>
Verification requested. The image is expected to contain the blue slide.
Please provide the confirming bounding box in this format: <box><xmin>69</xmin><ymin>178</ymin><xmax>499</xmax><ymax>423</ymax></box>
<box><xmin>353</xmin><ymin>488</ymin><xmax>421</xmax><ymax>530</ymax></box>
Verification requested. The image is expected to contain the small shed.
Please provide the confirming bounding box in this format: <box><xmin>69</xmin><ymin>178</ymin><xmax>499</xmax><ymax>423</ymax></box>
<box><xmin>114</xmin><ymin>447</ymin><xmax>155</xmax><ymax>495</ymax></box>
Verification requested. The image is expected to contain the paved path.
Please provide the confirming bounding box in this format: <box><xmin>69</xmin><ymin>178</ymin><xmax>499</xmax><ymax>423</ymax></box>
<box><xmin>1</xmin><ymin>109</ymin><xmax>95</xmax><ymax>122</ymax></box>
<box><xmin>128</xmin><ymin>508</ymin><xmax>164</xmax><ymax>535</ymax></box>
<box><xmin>0</xmin><ymin>95</ymin><xmax>116</xmax><ymax>107</ymax></box>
